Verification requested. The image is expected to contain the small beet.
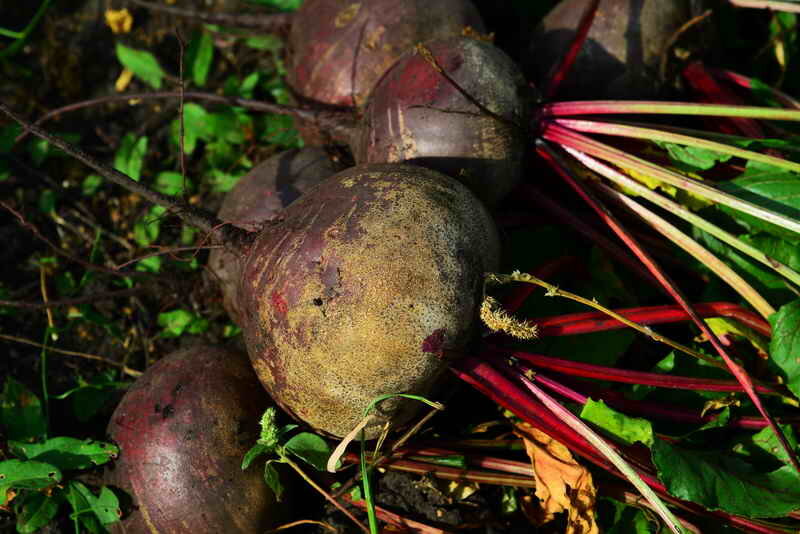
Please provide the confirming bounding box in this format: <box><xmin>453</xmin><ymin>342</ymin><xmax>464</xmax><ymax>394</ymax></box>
<box><xmin>208</xmin><ymin>148</ymin><xmax>343</xmax><ymax>325</ymax></box>
<box><xmin>238</xmin><ymin>164</ymin><xmax>499</xmax><ymax>438</ymax></box>
<box><xmin>105</xmin><ymin>345</ymin><xmax>279</xmax><ymax>533</ymax></box>
<box><xmin>355</xmin><ymin>36</ymin><xmax>530</xmax><ymax>207</ymax></box>
<box><xmin>527</xmin><ymin>0</ymin><xmax>693</xmax><ymax>99</ymax></box>
<box><xmin>287</xmin><ymin>0</ymin><xmax>485</xmax><ymax>110</ymax></box>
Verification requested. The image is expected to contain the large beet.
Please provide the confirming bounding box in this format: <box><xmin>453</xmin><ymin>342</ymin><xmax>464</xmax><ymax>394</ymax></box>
<box><xmin>208</xmin><ymin>148</ymin><xmax>343</xmax><ymax>325</ymax></box>
<box><xmin>287</xmin><ymin>0</ymin><xmax>485</xmax><ymax>109</ymax></box>
<box><xmin>238</xmin><ymin>164</ymin><xmax>500</xmax><ymax>438</ymax></box>
<box><xmin>527</xmin><ymin>0</ymin><xmax>693</xmax><ymax>99</ymax></box>
<box><xmin>105</xmin><ymin>345</ymin><xmax>279</xmax><ymax>533</ymax></box>
<box><xmin>355</xmin><ymin>37</ymin><xmax>530</xmax><ymax>207</ymax></box>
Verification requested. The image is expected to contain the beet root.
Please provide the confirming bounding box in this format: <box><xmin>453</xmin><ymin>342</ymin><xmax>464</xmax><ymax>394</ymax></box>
<box><xmin>208</xmin><ymin>148</ymin><xmax>343</xmax><ymax>325</ymax></box>
<box><xmin>287</xmin><ymin>0</ymin><xmax>485</xmax><ymax>110</ymax></box>
<box><xmin>355</xmin><ymin>37</ymin><xmax>530</xmax><ymax>207</ymax></box>
<box><xmin>527</xmin><ymin>0</ymin><xmax>693</xmax><ymax>100</ymax></box>
<box><xmin>105</xmin><ymin>345</ymin><xmax>280</xmax><ymax>533</ymax></box>
<box><xmin>238</xmin><ymin>164</ymin><xmax>500</xmax><ymax>438</ymax></box>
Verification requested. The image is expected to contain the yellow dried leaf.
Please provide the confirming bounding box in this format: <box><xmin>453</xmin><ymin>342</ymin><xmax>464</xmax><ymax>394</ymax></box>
<box><xmin>516</xmin><ymin>423</ymin><xmax>599</xmax><ymax>534</ymax></box>
<box><xmin>115</xmin><ymin>68</ymin><xmax>134</xmax><ymax>92</ymax></box>
<box><xmin>105</xmin><ymin>9</ymin><xmax>133</xmax><ymax>34</ymax></box>
<box><xmin>701</xmin><ymin>395</ymin><xmax>741</xmax><ymax>418</ymax></box>
<box><xmin>775</xmin><ymin>40</ymin><xmax>787</xmax><ymax>70</ymax></box>
<box><xmin>445</xmin><ymin>480</ymin><xmax>480</xmax><ymax>500</ymax></box>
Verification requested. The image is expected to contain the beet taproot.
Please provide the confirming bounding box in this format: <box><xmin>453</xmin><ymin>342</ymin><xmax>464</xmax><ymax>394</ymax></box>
<box><xmin>105</xmin><ymin>345</ymin><xmax>279</xmax><ymax>533</ymax></box>
<box><xmin>238</xmin><ymin>163</ymin><xmax>500</xmax><ymax>438</ymax></box>
<box><xmin>286</xmin><ymin>0</ymin><xmax>485</xmax><ymax>110</ymax></box>
<box><xmin>208</xmin><ymin>147</ymin><xmax>343</xmax><ymax>325</ymax></box>
<box><xmin>355</xmin><ymin>36</ymin><xmax>530</xmax><ymax>207</ymax></box>
<box><xmin>527</xmin><ymin>0</ymin><xmax>693</xmax><ymax>99</ymax></box>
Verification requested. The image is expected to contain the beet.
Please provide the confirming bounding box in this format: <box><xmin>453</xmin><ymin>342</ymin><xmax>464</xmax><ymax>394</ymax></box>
<box><xmin>105</xmin><ymin>345</ymin><xmax>279</xmax><ymax>533</ymax></box>
<box><xmin>238</xmin><ymin>163</ymin><xmax>500</xmax><ymax>438</ymax></box>
<box><xmin>287</xmin><ymin>0</ymin><xmax>485</xmax><ymax>109</ymax></box>
<box><xmin>527</xmin><ymin>0</ymin><xmax>693</xmax><ymax>99</ymax></box>
<box><xmin>208</xmin><ymin>147</ymin><xmax>343</xmax><ymax>325</ymax></box>
<box><xmin>354</xmin><ymin>36</ymin><xmax>530</xmax><ymax>207</ymax></box>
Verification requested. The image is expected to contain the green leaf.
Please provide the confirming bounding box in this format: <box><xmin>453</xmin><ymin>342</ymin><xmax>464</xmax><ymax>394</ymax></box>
<box><xmin>245</xmin><ymin>35</ymin><xmax>284</xmax><ymax>52</ymax></box>
<box><xmin>14</xmin><ymin>491</ymin><xmax>61</xmax><ymax>534</ymax></box>
<box><xmin>186</xmin><ymin>30</ymin><xmax>214</xmax><ymax>87</ymax></box>
<box><xmin>9</xmin><ymin>437</ymin><xmax>119</xmax><ymax>470</ymax></box>
<box><xmin>27</xmin><ymin>133</ymin><xmax>81</xmax><ymax>166</ymax></box>
<box><xmin>769</xmin><ymin>299</ymin><xmax>800</xmax><ymax>399</ymax></box>
<box><xmin>0</xmin><ymin>123</ymin><xmax>21</xmax><ymax>152</ymax></box>
<box><xmin>580</xmin><ymin>399</ymin><xmax>654</xmax><ymax>448</ymax></box>
<box><xmin>157</xmin><ymin>309</ymin><xmax>207</xmax><ymax>338</ymax></box>
<box><xmin>656</xmin><ymin>141</ymin><xmax>732</xmax><ymax>172</ymax></box>
<box><xmin>206</xmin><ymin>168</ymin><xmax>243</xmax><ymax>193</ymax></box>
<box><xmin>652</xmin><ymin>439</ymin><xmax>800</xmax><ymax>517</ymax></box>
<box><xmin>133</xmin><ymin>205</ymin><xmax>166</xmax><ymax>247</ymax></box>
<box><xmin>154</xmin><ymin>171</ymin><xmax>189</xmax><ymax>196</ymax></box>
<box><xmin>241</xmin><ymin>443</ymin><xmax>271</xmax><ymax>471</ymax></box>
<box><xmin>718</xmin><ymin>161</ymin><xmax>800</xmax><ymax>241</ymax></box>
<box><xmin>37</xmin><ymin>189</ymin><xmax>56</xmax><ymax>213</ymax></box>
<box><xmin>113</xmin><ymin>133</ymin><xmax>148</xmax><ymax>182</ymax></box>
<box><xmin>172</xmin><ymin>103</ymin><xmax>208</xmax><ymax>154</ymax></box>
<box><xmin>238</xmin><ymin>72</ymin><xmax>261</xmax><ymax>99</ymax></box>
<box><xmin>245</xmin><ymin>0</ymin><xmax>302</xmax><ymax>10</ymax></box>
<box><xmin>115</xmin><ymin>43</ymin><xmax>165</xmax><ymax>89</ymax></box>
<box><xmin>602</xmin><ymin>498</ymin><xmax>657</xmax><ymax>534</ymax></box>
<box><xmin>260</xmin><ymin>114</ymin><xmax>302</xmax><ymax>149</ymax></box>
<box><xmin>0</xmin><ymin>460</ymin><xmax>62</xmax><ymax>491</ymax></box>
<box><xmin>82</xmin><ymin>174</ymin><xmax>103</xmax><ymax>196</ymax></box>
<box><xmin>263</xmin><ymin>461</ymin><xmax>284</xmax><ymax>501</ymax></box>
<box><xmin>734</xmin><ymin>424</ymin><xmax>799</xmax><ymax>467</ymax></box>
<box><xmin>284</xmin><ymin>432</ymin><xmax>331</xmax><ymax>471</ymax></box>
<box><xmin>66</xmin><ymin>481</ymin><xmax>121</xmax><ymax>532</ymax></box>
<box><xmin>135</xmin><ymin>255</ymin><xmax>162</xmax><ymax>273</ymax></box>
<box><xmin>1</xmin><ymin>377</ymin><xmax>47</xmax><ymax>442</ymax></box>
<box><xmin>223</xmin><ymin>324</ymin><xmax>242</xmax><ymax>338</ymax></box>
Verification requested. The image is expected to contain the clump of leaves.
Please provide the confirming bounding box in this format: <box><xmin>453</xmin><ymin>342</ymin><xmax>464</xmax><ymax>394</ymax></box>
<box><xmin>241</xmin><ymin>406</ymin><xmax>332</xmax><ymax>500</ymax></box>
<box><xmin>0</xmin><ymin>378</ymin><xmax>121</xmax><ymax>534</ymax></box>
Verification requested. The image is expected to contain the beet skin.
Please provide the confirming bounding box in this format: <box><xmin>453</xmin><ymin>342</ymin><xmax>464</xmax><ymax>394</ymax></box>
<box><xmin>238</xmin><ymin>164</ymin><xmax>500</xmax><ymax>438</ymax></box>
<box><xmin>105</xmin><ymin>345</ymin><xmax>279</xmax><ymax>533</ymax></box>
<box><xmin>208</xmin><ymin>147</ymin><xmax>343</xmax><ymax>325</ymax></box>
<box><xmin>287</xmin><ymin>0</ymin><xmax>485</xmax><ymax>109</ymax></box>
<box><xmin>356</xmin><ymin>36</ymin><xmax>530</xmax><ymax>207</ymax></box>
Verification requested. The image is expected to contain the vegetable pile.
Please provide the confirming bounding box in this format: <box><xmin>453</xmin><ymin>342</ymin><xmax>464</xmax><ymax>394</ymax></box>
<box><xmin>3</xmin><ymin>0</ymin><xmax>800</xmax><ymax>533</ymax></box>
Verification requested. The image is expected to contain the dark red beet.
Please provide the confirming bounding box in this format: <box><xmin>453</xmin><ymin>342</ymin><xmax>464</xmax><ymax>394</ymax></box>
<box><xmin>208</xmin><ymin>148</ymin><xmax>343</xmax><ymax>325</ymax></box>
<box><xmin>354</xmin><ymin>36</ymin><xmax>530</xmax><ymax>207</ymax></box>
<box><xmin>238</xmin><ymin>164</ymin><xmax>499</xmax><ymax>438</ymax></box>
<box><xmin>287</xmin><ymin>0</ymin><xmax>485</xmax><ymax>110</ymax></box>
<box><xmin>105</xmin><ymin>345</ymin><xmax>279</xmax><ymax>533</ymax></box>
<box><xmin>527</xmin><ymin>0</ymin><xmax>693</xmax><ymax>100</ymax></box>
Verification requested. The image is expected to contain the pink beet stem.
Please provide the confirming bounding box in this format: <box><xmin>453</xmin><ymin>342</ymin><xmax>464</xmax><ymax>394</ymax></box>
<box><xmin>682</xmin><ymin>61</ymin><xmax>765</xmax><ymax>137</ymax></box>
<box><xmin>451</xmin><ymin>356</ymin><xmax>796</xmax><ymax>533</ymax></box>
<box><xmin>490</xmin><ymin>348</ymin><xmax>779</xmax><ymax>395</ymax></box>
<box><xmin>542</xmin><ymin>0</ymin><xmax>601</xmax><ymax>100</ymax></box>
<box><xmin>711</xmin><ymin>68</ymin><xmax>800</xmax><ymax>109</ymax></box>
<box><xmin>530</xmin><ymin>302</ymin><xmax>771</xmax><ymax>338</ymax></box>
<box><xmin>535</xmin><ymin>141</ymin><xmax>800</xmax><ymax>475</ymax></box>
